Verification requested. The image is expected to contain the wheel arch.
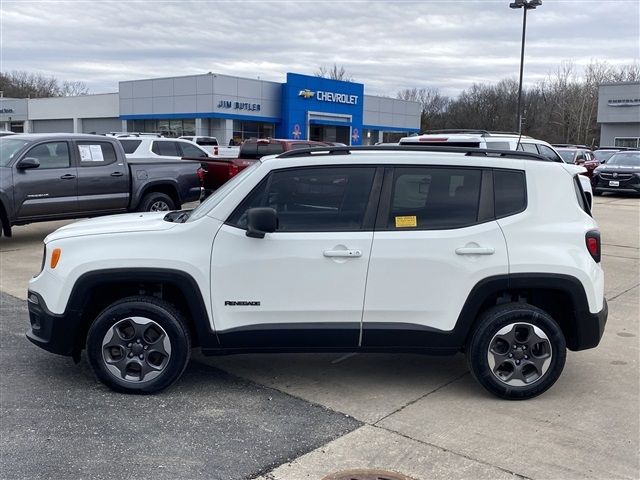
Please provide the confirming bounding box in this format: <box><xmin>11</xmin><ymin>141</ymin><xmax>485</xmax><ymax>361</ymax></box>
<box><xmin>133</xmin><ymin>181</ymin><xmax>180</xmax><ymax>210</ymax></box>
<box><xmin>67</xmin><ymin>268</ymin><xmax>217</xmax><ymax>358</ymax></box>
<box><xmin>456</xmin><ymin>273</ymin><xmax>592</xmax><ymax>352</ymax></box>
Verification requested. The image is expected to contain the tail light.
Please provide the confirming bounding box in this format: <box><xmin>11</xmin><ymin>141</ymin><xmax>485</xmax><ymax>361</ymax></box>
<box><xmin>214</xmin><ymin>146</ymin><xmax>219</xmax><ymax>156</ymax></box>
<box><xmin>585</xmin><ymin>230</ymin><xmax>601</xmax><ymax>263</ymax></box>
<box><xmin>228</xmin><ymin>163</ymin><xmax>240</xmax><ymax>178</ymax></box>
<box><xmin>197</xmin><ymin>167</ymin><xmax>206</xmax><ymax>185</ymax></box>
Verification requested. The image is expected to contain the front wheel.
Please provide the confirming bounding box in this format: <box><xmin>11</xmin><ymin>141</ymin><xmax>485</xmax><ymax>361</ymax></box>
<box><xmin>466</xmin><ymin>303</ymin><xmax>566</xmax><ymax>400</ymax></box>
<box><xmin>138</xmin><ymin>192</ymin><xmax>176</xmax><ymax>212</ymax></box>
<box><xmin>86</xmin><ymin>296</ymin><xmax>191</xmax><ymax>393</ymax></box>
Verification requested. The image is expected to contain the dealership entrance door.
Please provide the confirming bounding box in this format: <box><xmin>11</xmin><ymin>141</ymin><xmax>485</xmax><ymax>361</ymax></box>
<box><xmin>310</xmin><ymin>124</ymin><xmax>350</xmax><ymax>144</ymax></box>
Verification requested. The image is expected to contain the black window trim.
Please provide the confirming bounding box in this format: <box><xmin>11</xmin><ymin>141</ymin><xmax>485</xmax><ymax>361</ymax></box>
<box><xmin>225</xmin><ymin>164</ymin><xmax>384</xmax><ymax>233</ymax></box>
<box><xmin>375</xmin><ymin>164</ymin><xmax>493</xmax><ymax>232</ymax></box>
<box><xmin>492</xmin><ymin>167</ymin><xmax>528</xmax><ymax>220</ymax></box>
<box><xmin>23</xmin><ymin>140</ymin><xmax>72</xmax><ymax>170</ymax></box>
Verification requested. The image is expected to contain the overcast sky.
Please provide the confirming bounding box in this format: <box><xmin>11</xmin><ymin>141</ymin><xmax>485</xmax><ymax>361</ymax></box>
<box><xmin>1</xmin><ymin>0</ymin><xmax>638</xmax><ymax>98</ymax></box>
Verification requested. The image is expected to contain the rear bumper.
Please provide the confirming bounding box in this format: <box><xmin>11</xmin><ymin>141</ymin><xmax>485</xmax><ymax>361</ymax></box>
<box><xmin>570</xmin><ymin>298</ymin><xmax>608</xmax><ymax>351</ymax></box>
<box><xmin>26</xmin><ymin>291</ymin><xmax>80</xmax><ymax>357</ymax></box>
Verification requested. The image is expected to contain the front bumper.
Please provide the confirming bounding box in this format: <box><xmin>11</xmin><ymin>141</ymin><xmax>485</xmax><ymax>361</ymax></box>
<box><xmin>26</xmin><ymin>291</ymin><xmax>80</xmax><ymax>357</ymax></box>
<box><xmin>570</xmin><ymin>298</ymin><xmax>608</xmax><ymax>351</ymax></box>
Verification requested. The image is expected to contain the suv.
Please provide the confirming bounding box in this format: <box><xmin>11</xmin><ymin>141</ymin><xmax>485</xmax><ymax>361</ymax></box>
<box><xmin>399</xmin><ymin>130</ymin><xmax>594</xmax><ymax>206</ymax></box>
<box><xmin>555</xmin><ymin>147</ymin><xmax>599</xmax><ymax>178</ymax></box>
<box><xmin>26</xmin><ymin>146</ymin><xmax>607</xmax><ymax>399</ymax></box>
<box><xmin>119</xmin><ymin>137</ymin><xmax>210</xmax><ymax>160</ymax></box>
<box><xmin>592</xmin><ymin>150</ymin><xmax>640</xmax><ymax>195</ymax></box>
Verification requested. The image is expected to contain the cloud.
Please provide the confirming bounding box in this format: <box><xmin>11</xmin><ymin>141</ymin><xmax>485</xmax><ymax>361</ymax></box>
<box><xmin>1</xmin><ymin>0</ymin><xmax>638</xmax><ymax>97</ymax></box>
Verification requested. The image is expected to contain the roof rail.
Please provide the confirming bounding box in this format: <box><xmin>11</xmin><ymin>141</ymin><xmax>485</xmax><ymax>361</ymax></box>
<box><xmin>421</xmin><ymin>129</ymin><xmax>491</xmax><ymax>136</ymax></box>
<box><xmin>275</xmin><ymin>145</ymin><xmax>549</xmax><ymax>162</ymax></box>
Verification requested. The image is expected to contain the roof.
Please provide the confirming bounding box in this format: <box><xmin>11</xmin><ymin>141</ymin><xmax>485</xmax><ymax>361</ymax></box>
<box><xmin>6</xmin><ymin>133</ymin><xmax>117</xmax><ymax>141</ymax></box>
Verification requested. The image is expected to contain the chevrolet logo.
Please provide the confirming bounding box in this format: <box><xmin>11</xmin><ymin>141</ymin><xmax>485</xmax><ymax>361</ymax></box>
<box><xmin>298</xmin><ymin>89</ymin><xmax>315</xmax><ymax>99</ymax></box>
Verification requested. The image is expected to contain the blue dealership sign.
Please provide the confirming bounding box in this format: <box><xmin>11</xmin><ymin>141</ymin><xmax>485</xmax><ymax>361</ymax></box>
<box><xmin>277</xmin><ymin>73</ymin><xmax>364</xmax><ymax>145</ymax></box>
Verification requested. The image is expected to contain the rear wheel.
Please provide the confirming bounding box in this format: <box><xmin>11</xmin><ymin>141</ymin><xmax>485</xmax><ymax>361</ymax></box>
<box><xmin>139</xmin><ymin>192</ymin><xmax>176</xmax><ymax>212</ymax></box>
<box><xmin>467</xmin><ymin>303</ymin><xmax>566</xmax><ymax>400</ymax></box>
<box><xmin>86</xmin><ymin>296</ymin><xmax>191</xmax><ymax>393</ymax></box>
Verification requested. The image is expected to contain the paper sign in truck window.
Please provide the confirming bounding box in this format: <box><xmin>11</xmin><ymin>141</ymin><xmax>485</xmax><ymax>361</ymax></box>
<box><xmin>78</xmin><ymin>145</ymin><xmax>105</xmax><ymax>162</ymax></box>
<box><xmin>395</xmin><ymin>215</ymin><xmax>417</xmax><ymax>228</ymax></box>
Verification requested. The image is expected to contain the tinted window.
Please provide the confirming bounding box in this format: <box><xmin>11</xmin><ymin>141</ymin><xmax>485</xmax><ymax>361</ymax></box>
<box><xmin>257</xmin><ymin>143</ymin><xmax>285</xmax><ymax>156</ymax></box>
<box><xmin>195</xmin><ymin>137</ymin><xmax>218</xmax><ymax>146</ymax></box>
<box><xmin>557</xmin><ymin>150</ymin><xmax>575</xmax><ymax>163</ymax></box>
<box><xmin>152</xmin><ymin>141</ymin><xmax>180</xmax><ymax>157</ymax></box>
<box><xmin>228</xmin><ymin>167</ymin><xmax>376</xmax><ymax>232</ymax></box>
<box><xmin>494</xmin><ymin>170</ymin><xmax>527</xmax><ymax>218</ymax></box>
<box><xmin>77</xmin><ymin>142</ymin><xmax>117</xmax><ymax>166</ymax></box>
<box><xmin>179</xmin><ymin>142</ymin><xmax>208</xmax><ymax>158</ymax></box>
<box><xmin>485</xmin><ymin>141</ymin><xmax>511</xmax><ymax>150</ymax></box>
<box><xmin>520</xmin><ymin>143</ymin><xmax>538</xmax><ymax>154</ymax></box>
<box><xmin>24</xmin><ymin>142</ymin><xmax>70</xmax><ymax>169</ymax></box>
<box><xmin>388</xmin><ymin>167</ymin><xmax>481</xmax><ymax>230</ymax></box>
<box><xmin>607</xmin><ymin>152</ymin><xmax>640</xmax><ymax>166</ymax></box>
<box><xmin>537</xmin><ymin>145</ymin><xmax>562</xmax><ymax>162</ymax></box>
<box><xmin>119</xmin><ymin>139</ymin><xmax>142</xmax><ymax>154</ymax></box>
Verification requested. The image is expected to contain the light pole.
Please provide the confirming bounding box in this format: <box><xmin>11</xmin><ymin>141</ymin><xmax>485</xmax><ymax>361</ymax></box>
<box><xmin>510</xmin><ymin>0</ymin><xmax>542</xmax><ymax>133</ymax></box>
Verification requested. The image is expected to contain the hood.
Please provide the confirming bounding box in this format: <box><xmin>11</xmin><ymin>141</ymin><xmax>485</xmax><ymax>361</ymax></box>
<box><xmin>597</xmin><ymin>164</ymin><xmax>640</xmax><ymax>173</ymax></box>
<box><xmin>560</xmin><ymin>163</ymin><xmax>587</xmax><ymax>176</ymax></box>
<box><xmin>45</xmin><ymin>212</ymin><xmax>177</xmax><ymax>242</ymax></box>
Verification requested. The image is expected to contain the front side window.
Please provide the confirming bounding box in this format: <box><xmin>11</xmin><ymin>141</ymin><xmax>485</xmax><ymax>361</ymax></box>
<box><xmin>179</xmin><ymin>142</ymin><xmax>208</xmax><ymax>158</ymax></box>
<box><xmin>152</xmin><ymin>141</ymin><xmax>180</xmax><ymax>157</ymax></box>
<box><xmin>537</xmin><ymin>144</ymin><xmax>562</xmax><ymax>163</ymax></box>
<box><xmin>387</xmin><ymin>167</ymin><xmax>482</xmax><ymax>230</ymax></box>
<box><xmin>24</xmin><ymin>142</ymin><xmax>70</xmax><ymax>169</ymax></box>
<box><xmin>228</xmin><ymin>167</ymin><xmax>376</xmax><ymax>232</ymax></box>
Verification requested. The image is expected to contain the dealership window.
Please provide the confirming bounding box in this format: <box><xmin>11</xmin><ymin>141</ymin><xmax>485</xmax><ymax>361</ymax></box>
<box><xmin>363</xmin><ymin>129</ymin><xmax>380</xmax><ymax>145</ymax></box>
<box><xmin>128</xmin><ymin>119</ymin><xmax>196</xmax><ymax>137</ymax></box>
<box><xmin>382</xmin><ymin>132</ymin><xmax>411</xmax><ymax>143</ymax></box>
<box><xmin>232</xmin><ymin>121</ymin><xmax>274</xmax><ymax>143</ymax></box>
<box><xmin>615</xmin><ymin>137</ymin><xmax>640</xmax><ymax>148</ymax></box>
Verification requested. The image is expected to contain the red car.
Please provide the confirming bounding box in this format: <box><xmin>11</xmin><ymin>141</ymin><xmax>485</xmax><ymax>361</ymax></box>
<box><xmin>556</xmin><ymin>147</ymin><xmax>599</xmax><ymax>179</ymax></box>
<box><xmin>199</xmin><ymin>138</ymin><xmax>330</xmax><ymax>196</ymax></box>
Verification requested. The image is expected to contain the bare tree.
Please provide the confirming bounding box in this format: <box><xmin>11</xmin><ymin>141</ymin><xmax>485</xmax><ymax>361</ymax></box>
<box><xmin>315</xmin><ymin>64</ymin><xmax>354</xmax><ymax>82</ymax></box>
<box><xmin>0</xmin><ymin>70</ymin><xmax>89</xmax><ymax>98</ymax></box>
<box><xmin>397</xmin><ymin>87</ymin><xmax>449</xmax><ymax>131</ymax></box>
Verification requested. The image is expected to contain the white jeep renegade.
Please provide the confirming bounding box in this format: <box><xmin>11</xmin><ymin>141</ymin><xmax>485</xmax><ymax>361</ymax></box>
<box><xmin>27</xmin><ymin>145</ymin><xmax>607</xmax><ymax>399</ymax></box>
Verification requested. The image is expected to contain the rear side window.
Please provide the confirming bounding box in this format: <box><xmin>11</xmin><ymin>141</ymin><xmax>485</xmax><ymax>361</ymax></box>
<box><xmin>119</xmin><ymin>139</ymin><xmax>142</xmax><ymax>154</ymax></box>
<box><xmin>519</xmin><ymin>143</ymin><xmax>538</xmax><ymax>154</ymax></box>
<box><xmin>387</xmin><ymin>167</ymin><xmax>482</xmax><ymax>230</ymax></box>
<box><xmin>537</xmin><ymin>145</ymin><xmax>562</xmax><ymax>163</ymax></box>
<box><xmin>573</xmin><ymin>175</ymin><xmax>591</xmax><ymax>215</ymax></box>
<box><xmin>486</xmin><ymin>141</ymin><xmax>511</xmax><ymax>150</ymax></box>
<box><xmin>179</xmin><ymin>142</ymin><xmax>208</xmax><ymax>158</ymax></box>
<box><xmin>152</xmin><ymin>141</ymin><xmax>180</xmax><ymax>157</ymax></box>
<box><xmin>77</xmin><ymin>142</ymin><xmax>117</xmax><ymax>166</ymax></box>
<box><xmin>494</xmin><ymin>169</ymin><xmax>527</xmax><ymax>218</ymax></box>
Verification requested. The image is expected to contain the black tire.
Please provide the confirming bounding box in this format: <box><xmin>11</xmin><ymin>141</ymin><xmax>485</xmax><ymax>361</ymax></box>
<box><xmin>466</xmin><ymin>303</ymin><xmax>566</xmax><ymax>400</ymax></box>
<box><xmin>138</xmin><ymin>192</ymin><xmax>176</xmax><ymax>212</ymax></box>
<box><xmin>86</xmin><ymin>296</ymin><xmax>191</xmax><ymax>394</ymax></box>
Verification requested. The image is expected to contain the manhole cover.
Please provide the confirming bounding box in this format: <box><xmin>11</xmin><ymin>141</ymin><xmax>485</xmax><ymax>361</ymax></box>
<box><xmin>322</xmin><ymin>469</ymin><xmax>416</xmax><ymax>480</ymax></box>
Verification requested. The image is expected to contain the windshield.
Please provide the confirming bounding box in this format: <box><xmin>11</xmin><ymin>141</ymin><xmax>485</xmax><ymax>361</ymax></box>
<box><xmin>557</xmin><ymin>150</ymin><xmax>575</xmax><ymax>163</ymax></box>
<box><xmin>606</xmin><ymin>152</ymin><xmax>640</xmax><ymax>167</ymax></box>
<box><xmin>593</xmin><ymin>150</ymin><xmax>616</xmax><ymax>162</ymax></box>
<box><xmin>187</xmin><ymin>161</ymin><xmax>261</xmax><ymax>222</ymax></box>
<box><xmin>0</xmin><ymin>138</ymin><xmax>30</xmax><ymax>166</ymax></box>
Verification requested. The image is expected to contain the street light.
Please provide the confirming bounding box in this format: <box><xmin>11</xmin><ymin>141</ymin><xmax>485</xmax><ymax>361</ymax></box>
<box><xmin>510</xmin><ymin>0</ymin><xmax>542</xmax><ymax>133</ymax></box>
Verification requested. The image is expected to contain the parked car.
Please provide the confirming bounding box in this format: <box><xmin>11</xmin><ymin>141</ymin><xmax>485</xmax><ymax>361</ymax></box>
<box><xmin>555</xmin><ymin>147</ymin><xmax>599</xmax><ymax>179</ymax></box>
<box><xmin>593</xmin><ymin>147</ymin><xmax>632</xmax><ymax>165</ymax></box>
<box><xmin>26</xmin><ymin>145</ymin><xmax>606</xmax><ymax>400</ymax></box>
<box><xmin>399</xmin><ymin>130</ymin><xmax>594</xmax><ymax>206</ymax></box>
<box><xmin>198</xmin><ymin>138</ymin><xmax>330</xmax><ymax>197</ymax></box>
<box><xmin>119</xmin><ymin>137</ymin><xmax>211</xmax><ymax>160</ymax></box>
<box><xmin>177</xmin><ymin>136</ymin><xmax>239</xmax><ymax>158</ymax></box>
<box><xmin>592</xmin><ymin>150</ymin><xmax>640</xmax><ymax>195</ymax></box>
<box><xmin>0</xmin><ymin>130</ymin><xmax>16</xmax><ymax>137</ymax></box>
<box><xmin>0</xmin><ymin>134</ymin><xmax>201</xmax><ymax>237</ymax></box>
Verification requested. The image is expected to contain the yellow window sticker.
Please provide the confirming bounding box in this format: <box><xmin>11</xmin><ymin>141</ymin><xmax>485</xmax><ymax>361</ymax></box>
<box><xmin>395</xmin><ymin>215</ymin><xmax>417</xmax><ymax>228</ymax></box>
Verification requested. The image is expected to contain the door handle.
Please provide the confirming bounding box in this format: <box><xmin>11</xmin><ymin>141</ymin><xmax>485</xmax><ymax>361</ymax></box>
<box><xmin>60</xmin><ymin>174</ymin><xmax>76</xmax><ymax>180</ymax></box>
<box><xmin>323</xmin><ymin>249</ymin><xmax>363</xmax><ymax>258</ymax></box>
<box><xmin>110</xmin><ymin>171</ymin><xmax>124</xmax><ymax>177</ymax></box>
<box><xmin>455</xmin><ymin>246</ymin><xmax>495</xmax><ymax>255</ymax></box>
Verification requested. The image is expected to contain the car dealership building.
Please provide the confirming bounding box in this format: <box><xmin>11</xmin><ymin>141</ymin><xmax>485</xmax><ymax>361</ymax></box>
<box><xmin>0</xmin><ymin>72</ymin><xmax>421</xmax><ymax>145</ymax></box>
<box><xmin>597</xmin><ymin>81</ymin><xmax>640</xmax><ymax>148</ymax></box>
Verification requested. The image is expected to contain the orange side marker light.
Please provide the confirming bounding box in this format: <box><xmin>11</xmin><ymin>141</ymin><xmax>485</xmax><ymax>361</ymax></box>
<box><xmin>50</xmin><ymin>248</ymin><xmax>61</xmax><ymax>269</ymax></box>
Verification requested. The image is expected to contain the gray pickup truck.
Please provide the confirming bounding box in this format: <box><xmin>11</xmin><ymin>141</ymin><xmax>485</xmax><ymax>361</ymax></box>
<box><xmin>0</xmin><ymin>133</ymin><xmax>201</xmax><ymax>237</ymax></box>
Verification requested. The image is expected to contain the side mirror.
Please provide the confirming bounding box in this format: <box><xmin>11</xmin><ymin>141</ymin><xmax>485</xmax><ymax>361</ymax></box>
<box><xmin>246</xmin><ymin>207</ymin><xmax>277</xmax><ymax>238</ymax></box>
<box><xmin>16</xmin><ymin>157</ymin><xmax>40</xmax><ymax>170</ymax></box>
